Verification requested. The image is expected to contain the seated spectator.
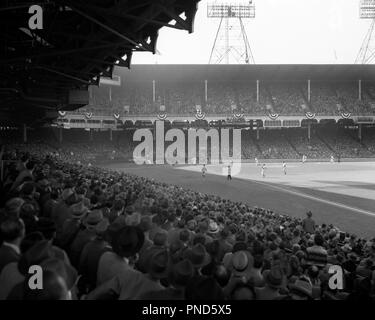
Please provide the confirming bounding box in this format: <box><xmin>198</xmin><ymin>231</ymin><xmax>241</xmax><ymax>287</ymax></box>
<box><xmin>255</xmin><ymin>267</ymin><xmax>286</xmax><ymax>300</ymax></box>
<box><xmin>96</xmin><ymin>226</ymin><xmax>144</xmax><ymax>286</ymax></box>
<box><xmin>0</xmin><ymin>218</ymin><xmax>25</xmax><ymax>273</ymax></box>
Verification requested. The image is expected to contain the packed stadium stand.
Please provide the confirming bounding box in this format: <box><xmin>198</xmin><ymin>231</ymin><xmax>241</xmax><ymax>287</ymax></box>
<box><xmin>2</xmin><ymin>19</ymin><xmax>375</xmax><ymax>302</ymax></box>
<box><xmin>75</xmin><ymin>65</ymin><xmax>375</xmax><ymax>116</ymax></box>
<box><xmin>1</xmin><ymin>138</ymin><xmax>375</xmax><ymax>301</ymax></box>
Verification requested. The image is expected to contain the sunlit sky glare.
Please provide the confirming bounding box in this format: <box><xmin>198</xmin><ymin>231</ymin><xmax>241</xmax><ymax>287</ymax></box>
<box><xmin>131</xmin><ymin>0</ymin><xmax>373</xmax><ymax>64</ymax></box>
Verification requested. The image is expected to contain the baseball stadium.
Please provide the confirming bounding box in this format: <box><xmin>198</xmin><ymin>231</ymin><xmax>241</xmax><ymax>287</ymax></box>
<box><xmin>0</xmin><ymin>0</ymin><xmax>375</xmax><ymax>302</ymax></box>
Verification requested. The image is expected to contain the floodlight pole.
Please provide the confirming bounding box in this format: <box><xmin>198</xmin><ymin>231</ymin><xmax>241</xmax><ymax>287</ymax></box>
<box><xmin>207</xmin><ymin>2</ymin><xmax>256</xmax><ymax>64</ymax></box>
<box><xmin>356</xmin><ymin>1</ymin><xmax>375</xmax><ymax>64</ymax></box>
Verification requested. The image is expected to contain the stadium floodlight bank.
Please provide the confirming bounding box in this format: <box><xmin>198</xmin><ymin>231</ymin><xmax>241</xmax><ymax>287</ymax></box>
<box><xmin>207</xmin><ymin>2</ymin><xmax>255</xmax><ymax>18</ymax></box>
<box><xmin>359</xmin><ymin>0</ymin><xmax>375</xmax><ymax>18</ymax></box>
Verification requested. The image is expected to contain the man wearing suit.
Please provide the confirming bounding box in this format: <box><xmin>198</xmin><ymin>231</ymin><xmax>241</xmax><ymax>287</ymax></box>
<box><xmin>0</xmin><ymin>218</ymin><xmax>25</xmax><ymax>274</ymax></box>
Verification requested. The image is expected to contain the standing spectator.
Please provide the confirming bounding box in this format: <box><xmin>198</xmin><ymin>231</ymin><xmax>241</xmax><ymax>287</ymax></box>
<box><xmin>302</xmin><ymin>211</ymin><xmax>315</xmax><ymax>234</ymax></box>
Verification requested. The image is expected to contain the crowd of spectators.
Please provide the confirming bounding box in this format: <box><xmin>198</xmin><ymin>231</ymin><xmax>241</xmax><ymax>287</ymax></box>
<box><xmin>318</xmin><ymin>128</ymin><xmax>374</xmax><ymax>158</ymax></box>
<box><xmin>253</xmin><ymin>130</ymin><xmax>300</xmax><ymax>159</ymax></box>
<box><xmin>285</xmin><ymin>130</ymin><xmax>332</xmax><ymax>159</ymax></box>
<box><xmin>0</xmin><ymin>143</ymin><xmax>375</xmax><ymax>301</ymax></box>
<box><xmin>76</xmin><ymin>82</ymin><xmax>375</xmax><ymax>116</ymax></box>
<box><xmin>3</xmin><ymin>125</ymin><xmax>375</xmax><ymax>166</ymax></box>
<box><xmin>269</xmin><ymin>84</ymin><xmax>306</xmax><ymax>115</ymax></box>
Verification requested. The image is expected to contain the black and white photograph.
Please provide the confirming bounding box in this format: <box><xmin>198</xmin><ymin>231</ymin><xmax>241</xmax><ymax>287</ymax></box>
<box><xmin>0</xmin><ymin>0</ymin><xmax>375</xmax><ymax>311</ymax></box>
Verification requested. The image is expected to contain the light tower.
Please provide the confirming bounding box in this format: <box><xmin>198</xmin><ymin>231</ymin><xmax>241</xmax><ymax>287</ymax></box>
<box><xmin>355</xmin><ymin>0</ymin><xmax>375</xmax><ymax>64</ymax></box>
<box><xmin>208</xmin><ymin>1</ymin><xmax>256</xmax><ymax>64</ymax></box>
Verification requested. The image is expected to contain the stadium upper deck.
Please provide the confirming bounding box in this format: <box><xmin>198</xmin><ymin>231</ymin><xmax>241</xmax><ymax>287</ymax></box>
<box><xmin>80</xmin><ymin>64</ymin><xmax>375</xmax><ymax>118</ymax></box>
<box><xmin>118</xmin><ymin>64</ymin><xmax>375</xmax><ymax>82</ymax></box>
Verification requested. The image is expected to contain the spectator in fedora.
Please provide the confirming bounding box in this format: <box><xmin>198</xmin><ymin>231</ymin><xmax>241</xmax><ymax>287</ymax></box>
<box><xmin>0</xmin><ymin>218</ymin><xmax>25</xmax><ymax>273</ymax></box>
<box><xmin>286</xmin><ymin>275</ymin><xmax>313</xmax><ymax>300</ymax></box>
<box><xmin>51</xmin><ymin>188</ymin><xmax>75</xmax><ymax>232</ymax></box>
<box><xmin>255</xmin><ymin>266</ymin><xmax>286</xmax><ymax>300</ymax></box>
<box><xmin>57</xmin><ymin>202</ymin><xmax>88</xmax><ymax>250</ymax></box>
<box><xmin>78</xmin><ymin>218</ymin><xmax>111</xmax><ymax>293</ymax></box>
<box><xmin>0</xmin><ymin>240</ymin><xmax>70</xmax><ymax>299</ymax></box>
<box><xmin>87</xmin><ymin>249</ymin><xmax>168</xmax><ymax>300</ymax></box>
<box><xmin>107</xmin><ymin>199</ymin><xmax>124</xmax><ymax>223</ymax></box>
<box><xmin>20</xmin><ymin>257</ymin><xmax>78</xmax><ymax>300</ymax></box>
<box><xmin>185</xmin><ymin>275</ymin><xmax>224</xmax><ymax>300</ymax></box>
<box><xmin>69</xmin><ymin>209</ymin><xmax>104</xmax><ymax>267</ymax></box>
<box><xmin>96</xmin><ymin>226</ymin><xmax>144</xmax><ymax>286</ymax></box>
<box><xmin>183</xmin><ymin>243</ymin><xmax>211</xmax><ymax>276</ymax></box>
<box><xmin>140</xmin><ymin>259</ymin><xmax>195</xmax><ymax>300</ymax></box>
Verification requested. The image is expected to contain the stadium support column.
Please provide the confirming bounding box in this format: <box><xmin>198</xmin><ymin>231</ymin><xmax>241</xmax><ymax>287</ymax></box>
<box><xmin>358</xmin><ymin>124</ymin><xmax>362</xmax><ymax>142</ymax></box>
<box><xmin>256</xmin><ymin>127</ymin><xmax>259</xmax><ymax>140</ymax></box>
<box><xmin>205</xmin><ymin>80</ymin><xmax>208</xmax><ymax>103</ymax></box>
<box><xmin>59</xmin><ymin>127</ymin><xmax>63</xmax><ymax>143</ymax></box>
<box><xmin>22</xmin><ymin>124</ymin><xmax>27</xmax><ymax>143</ymax></box>
<box><xmin>152</xmin><ymin>80</ymin><xmax>156</xmax><ymax>103</ymax></box>
<box><xmin>256</xmin><ymin>80</ymin><xmax>259</xmax><ymax>102</ymax></box>
<box><xmin>359</xmin><ymin>80</ymin><xmax>362</xmax><ymax>101</ymax></box>
<box><xmin>308</xmin><ymin>80</ymin><xmax>311</xmax><ymax>102</ymax></box>
<box><xmin>307</xmin><ymin>123</ymin><xmax>311</xmax><ymax>141</ymax></box>
<box><xmin>109</xmin><ymin>128</ymin><xmax>113</xmax><ymax>141</ymax></box>
<box><xmin>89</xmin><ymin>129</ymin><xmax>93</xmax><ymax>141</ymax></box>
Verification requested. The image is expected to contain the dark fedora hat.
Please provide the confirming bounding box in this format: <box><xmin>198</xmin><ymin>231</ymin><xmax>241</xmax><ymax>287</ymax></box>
<box><xmin>263</xmin><ymin>267</ymin><xmax>284</xmax><ymax>289</ymax></box>
<box><xmin>111</xmin><ymin>226</ymin><xmax>145</xmax><ymax>258</ymax></box>
<box><xmin>183</xmin><ymin>244</ymin><xmax>211</xmax><ymax>268</ymax></box>
<box><xmin>18</xmin><ymin>240</ymin><xmax>60</xmax><ymax>275</ymax></box>
<box><xmin>168</xmin><ymin>259</ymin><xmax>194</xmax><ymax>287</ymax></box>
<box><xmin>146</xmin><ymin>249</ymin><xmax>170</xmax><ymax>279</ymax></box>
<box><xmin>185</xmin><ymin>276</ymin><xmax>225</xmax><ymax>300</ymax></box>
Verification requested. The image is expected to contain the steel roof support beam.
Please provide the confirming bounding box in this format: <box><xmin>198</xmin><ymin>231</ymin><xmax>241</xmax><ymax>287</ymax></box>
<box><xmin>64</xmin><ymin>3</ymin><xmax>153</xmax><ymax>52</ymax></box>
<box><xmin>35</xmin><ymin>66</ymin><xmax>90</xmax><ymax>84</ymax></box>
<box><xmin>0</xmin><ymin>42</ymin><xmax>128</xmax><ymax>64</ymax></box>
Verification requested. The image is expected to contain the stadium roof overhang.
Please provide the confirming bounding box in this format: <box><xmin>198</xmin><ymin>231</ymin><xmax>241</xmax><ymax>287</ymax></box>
<box><xmin>0</xmin><ymin>0</ymin><xmax>200</xmax><ymax>126</ymax></box>
<box><xmin>120</xmin><ymin>64</ymin><xmax>375</xmax><ymax>83</ymax></box>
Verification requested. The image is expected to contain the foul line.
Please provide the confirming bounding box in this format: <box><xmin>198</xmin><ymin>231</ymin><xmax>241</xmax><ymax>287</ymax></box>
<box><xmin>250</xmin><ymin>179</ymin><xmax>375</xmax><ymax>218</ymax></box>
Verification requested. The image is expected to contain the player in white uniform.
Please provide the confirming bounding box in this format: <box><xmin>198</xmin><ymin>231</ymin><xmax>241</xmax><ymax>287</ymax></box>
<box><xmin>261</xmin><ymin>164</ymin><xmax>266</xmax><ymax>178</ymax></box>
<box><xmin>330</xmin><ymin>155</ymin><xmax>335</xmax><ymax>163</ymax></box>
<box><xmin>302</xmin><ymin>155</ymin><xmax>307</xmax><ymax>164</ymax></box>
<box><xmin>255</xmin><ymin>157</ymin><xmax>259</xmax><ymax>166</ymax></box>
<box><xmin>202</xmin><ymin>164</ymin><xmax>207</xmax><ymax>177</ymax></box>
<box><xmin>227</xmin><ymin>165</ymin><xmax>232</xmax><ymax>180</ymax></box>
<box><xmin>282</xmin><ymin>161</ymin><xmax>287</xmax><ymax>175</ymax></box>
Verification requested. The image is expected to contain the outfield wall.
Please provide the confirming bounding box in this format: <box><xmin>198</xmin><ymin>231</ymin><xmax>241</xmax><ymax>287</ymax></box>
<box><xmin>95</xmin><ymin>157</ymin><xmax>375</xmax><ymax>167</ymax></box>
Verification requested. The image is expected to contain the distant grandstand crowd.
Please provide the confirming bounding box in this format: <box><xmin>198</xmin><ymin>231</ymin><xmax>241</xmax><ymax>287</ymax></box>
<box><xmin>80</xmin><ymin>81</ymin><xmax>375</xmax><ymax>116</ymax></box>
<box><xmin>0</xmin><ymin>140</ymin><xmax>375</xmax><ymax>300</ymax></box>
<box><xmin>2</xmin><ymin>125</ymin><xmax>374</xmax><ymax>165</ymax></box>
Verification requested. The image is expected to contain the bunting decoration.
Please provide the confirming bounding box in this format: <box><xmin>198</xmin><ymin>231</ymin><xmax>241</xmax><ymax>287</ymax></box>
<box><xmin>341</xmin><ymin>112</ymin><xmax>351</xmax><ymax>119</ymax></box>
<box><xmin>195</xmin><ymin>109</ymin><xmax>206</xmax><ymax>120</ymax></box>
<box><xmin>305</xmin><ymin>112</ymin><xmax>316</xmax><ymax>119</ymax></box>
<box><xmin>85</xmin><ymin>112</ymin><xmax>93</xmax><ymax>119</ymax></box>
<box><xmin>58</xmin><ymin>111</ymin><xmax>66</xmax><ymax>117</ymax></box>
<box><xmin>157</xmin><ymin>113</ymin><xmax>168</xmax><ymax>120</ymax></box>
<box><xmin>267</xmin><ymin>113</ymin><xmax>279</xmax><ymax>120</ymax></box>
<box><xmin>233</xmin><ymin>112</ymin><xmax>244</xmax><ymax>119</ymax></box>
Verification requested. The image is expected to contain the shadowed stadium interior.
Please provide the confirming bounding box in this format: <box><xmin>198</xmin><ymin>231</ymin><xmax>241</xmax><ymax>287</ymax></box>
<box><xmin>0</xmin><ymin>0</ymin><xmax>375</xmax><ymax>303</ymax></box>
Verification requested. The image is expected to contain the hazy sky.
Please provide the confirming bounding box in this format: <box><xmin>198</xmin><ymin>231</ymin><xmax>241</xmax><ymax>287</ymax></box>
<box><xmin>132</xmin><ymin>0</ymin><xmax>372</xmax><ymax>64</ymax></box>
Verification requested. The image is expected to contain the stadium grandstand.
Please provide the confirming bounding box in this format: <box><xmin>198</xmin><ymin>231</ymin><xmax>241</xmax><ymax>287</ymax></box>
<box><xmin>0</xmin><ymin>0</ymin><xmax>375</xmax><ymax>304</ymax></box>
